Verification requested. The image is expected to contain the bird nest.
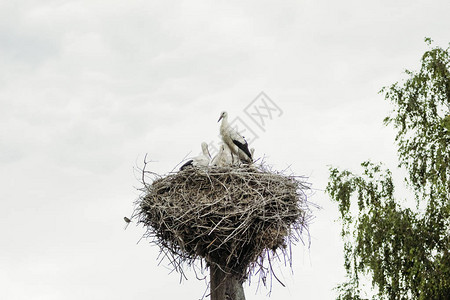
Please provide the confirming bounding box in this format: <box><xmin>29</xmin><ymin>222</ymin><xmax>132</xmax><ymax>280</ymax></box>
<box><xmin>134</xmin><ymin>159</ymin><xmax>312</xmax><ymax>287</ymax></box>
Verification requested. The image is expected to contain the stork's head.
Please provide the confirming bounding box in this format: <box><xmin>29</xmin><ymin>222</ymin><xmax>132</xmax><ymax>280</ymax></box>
<box><xmin>218</xmin><ymin>111</ymin><xmax>227</xmax><ymax>122</ymax></box>
<box><xmin>201</xmin><ymin>142</ymin><xmax>211</xmax><ymax>158</ymax></box>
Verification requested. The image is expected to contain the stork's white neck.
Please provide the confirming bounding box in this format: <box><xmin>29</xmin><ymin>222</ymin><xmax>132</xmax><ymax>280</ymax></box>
<box><xmin>220</xmin><ymin>114</ymin><xmax>229</xmax><ymax>130</ymax></box>
<box><xmin>201</xmin><ymin>144</ymin><xmax>209</xmax><ymax>157</ymax></box>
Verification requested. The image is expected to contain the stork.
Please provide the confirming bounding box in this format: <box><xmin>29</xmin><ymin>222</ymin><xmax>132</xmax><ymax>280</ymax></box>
<box><xmin>180</xmin><ymin>142</ymin><xmax>211</xmax><ymax>170</ymax></box>
<box><xmin>217</xmin><ymin>111</ymin><xmax>253</xmax><ymax>163</ymax></box>
<box><xmin>211</xmin><ymin>143</ymin><xmax>233</xmax><ymax>167</ymax></box>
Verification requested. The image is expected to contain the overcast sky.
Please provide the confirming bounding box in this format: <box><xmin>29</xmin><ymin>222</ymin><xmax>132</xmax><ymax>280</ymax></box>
<box><xmin>1</xmin><ymin>1</ymin><xmax>449</xmax><ymax>299</ymax></box>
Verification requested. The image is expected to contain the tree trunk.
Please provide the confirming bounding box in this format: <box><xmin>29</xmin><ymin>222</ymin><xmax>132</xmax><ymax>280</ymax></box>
<box><xmin>210</xmin><ymin>263</ymin><xmax>245</xmax><ymax>300</ymax></box>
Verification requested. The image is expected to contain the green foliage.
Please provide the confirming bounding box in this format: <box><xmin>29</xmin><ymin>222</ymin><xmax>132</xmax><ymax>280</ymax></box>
<box><xmin>327</xmin><ymin>39</ymin><xmax>450</xmax><ymax>300</ymax></box>
<box><xmin>381</xmin><ymin>38</ymin><xmax>450</xmax><ymax>205</ymax></box>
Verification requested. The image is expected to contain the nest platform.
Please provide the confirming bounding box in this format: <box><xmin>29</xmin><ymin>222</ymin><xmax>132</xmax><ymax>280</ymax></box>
<box><xmin>135</xmin><ymin>164</ymin><xmax>311</xmax><ymax>283</ymax></box>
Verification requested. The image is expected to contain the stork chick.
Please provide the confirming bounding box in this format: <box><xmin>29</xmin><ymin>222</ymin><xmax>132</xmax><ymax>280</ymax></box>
<box><xmin>180</xmin><ymin>142</ymin><xmax>211</xmax><ymax>170</ymax></box>
<box><xmin>211</xmin><ymin>143</ymin><xmax>233</xmax><ymax>167</ymax></box>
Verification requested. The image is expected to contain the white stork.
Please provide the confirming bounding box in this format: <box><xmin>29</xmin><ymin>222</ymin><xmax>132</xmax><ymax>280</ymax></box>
<box><xmin>217</xmin><ymin>111</ymin><xmax>253</xmax><ymax>164</ymax></box>
<box><xmin>180</xmin><ymin>142</ymin><xmax>211</xmax><ymax>170</ymax></box>
<box><xmin>211</xmin><ymin>143</ymin><xmax>233</xmax><ymax>167</ymax></box>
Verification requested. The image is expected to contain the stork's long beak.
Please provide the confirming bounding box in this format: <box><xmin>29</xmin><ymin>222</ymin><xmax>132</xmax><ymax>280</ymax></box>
<box><xmin>218</xmin><ymin>115</ymin><xmax>223</xmax><ymax>122</ymax></box>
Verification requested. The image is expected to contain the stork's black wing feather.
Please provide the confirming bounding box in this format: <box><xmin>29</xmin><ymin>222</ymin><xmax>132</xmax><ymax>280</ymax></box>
<box><xmin>232</xmin><ymin>139</ymin><xmax>253</xmax><ymax>161</ymax></box>
<box><xmin>180</xmin><ymin>160</ymin><xmax>194</xmax><ymax>170</ymax></box>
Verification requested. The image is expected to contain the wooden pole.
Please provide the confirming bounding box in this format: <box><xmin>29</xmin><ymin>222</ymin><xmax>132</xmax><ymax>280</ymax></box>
<box><xmin>210</xmin><ymin>263</ymin><xmax>245</xmax><ymax>300</ymax></box>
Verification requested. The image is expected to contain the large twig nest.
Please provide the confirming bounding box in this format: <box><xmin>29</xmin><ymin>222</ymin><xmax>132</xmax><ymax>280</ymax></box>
<box><xmin>135</xmin><ymin>163</ymin><xmax>311</xmax><ymax>284</ymax></box>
